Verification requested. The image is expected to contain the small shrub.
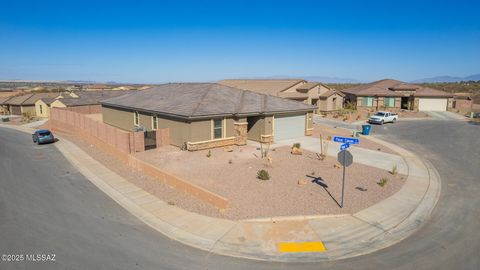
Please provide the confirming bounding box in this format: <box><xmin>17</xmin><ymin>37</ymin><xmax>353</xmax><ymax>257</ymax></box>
<box><xmin>344</xmin><ymin>101</ymin><xmax>357</xmax><ymax>111</ymax></box>
<box><xmin>311</xmin><ymin>171</ymin><xmax>315</xmax><ymax>175</ymax></box>
<box><xmin>390</xmin><ymin>165</ymin><xmax>398</xmax><ymax>175</ymax></box>
<box><xmin>292</xmin><ymin>143</ymin><xmax>301</xmax><ymax>149</ymax></box>
<box><xmin>377</xmin><ymin>177</ymin><xmax>388</xmax><ymax>187</ymax></box>
<box><xmin>257</xmin><ymin>169</ymin><xmax>270</xmax><ymax>180</ymax></box>
<box><xmin>228</xmin><ymin>159</ymin><xmax>232</xmax><ymax>164</ymax></box>
<box><xmin>206</xmin><ymin>150</ymin><xmax>211</xmax><ymax>158</ymax></box>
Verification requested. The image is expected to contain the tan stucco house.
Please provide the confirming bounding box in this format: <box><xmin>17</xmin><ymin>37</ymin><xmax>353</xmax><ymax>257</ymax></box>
<box><xmin>35</xmin><ymin>90</ymin><xmax>132</xmax><ymax>118</ymax></box>
<box><xmin>5</xmin><ymin>93</ymin><xmax>60</xmax><ymax>116</ymax></box>
<box><xmin>100</xmin><ymin>83</ymin><xmax>316</xmax><ymax>151</ymax></box>
<box><xmin>219</xmin><ymin>79</ymin><xmax>344</xmax><ymax>113</ymax></box>
<box><xmin>341</xmin><ymin>79</ymin><xmax>454</xmax><ymax>112</ymax></box>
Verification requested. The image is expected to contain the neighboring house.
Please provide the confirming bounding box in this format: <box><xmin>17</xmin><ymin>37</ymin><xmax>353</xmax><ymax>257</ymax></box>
<box><xmin>452</xmin><ymin>93</ymin><xmax>473</xmax><ymax>112</ymax></box>
<box><xmin>35</xmin><ymin>98</ymin><xmax>56</xmax><ymax>118</ymax></box>
<box><xmin>219</xmin><ymin>79</ymin><xmax>344</xmax><ymax>113</ymax></box>
<box><xmin>0</xmin><ymin>96</ymin><xmax>12</xmax><ymax>114</ymax></box>
<box><xmin>100</xmin><ymin>83</ymin><xmax>315</xmax><ymax>151</ymax></box>
<box><xmin>35</xmin><ymin>90</ymin><xmax>132</xmax><ymax>117</ymax></box>
<box><xmin>6</xmin><ymin>93</ymin><xmax>61</xmax><ymax>116</ymax></box>
<box><xmin>341</xmin><ymin>79</ymin><xmax>454</xmax><ymax>112</ymax></box>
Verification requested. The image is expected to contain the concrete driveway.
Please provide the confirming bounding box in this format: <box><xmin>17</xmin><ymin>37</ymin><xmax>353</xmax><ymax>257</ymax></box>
<box><xmin>424</xmin><ymin>111</ymin><xmax>467</xmax><ymax>120</ymax></box>
<box><xmin>273</xmin><ymin>136</ymin><xmax>408</xmax><ymax>174</ymax></box>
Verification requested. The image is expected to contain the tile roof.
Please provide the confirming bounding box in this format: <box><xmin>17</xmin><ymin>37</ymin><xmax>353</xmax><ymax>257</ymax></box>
<box><xmin>58</xmin><ymin>91</ymin><xmax>133</xmax><ymax>106</ymax></box>
<box><xmin>218</xmin><ymin>79</ymin><xmax>306</xmax><ymax>96</ymax></box>
<box><xmin>5</xmin><ymin>94</ymin><xmax>34</xmax><ymax>105</ymax></box>
<box><xmin>341</xmin><ymin>79</ymin><xmax>453</xmax><ymax>98</ymax></box>
<box><xmin>101</xmin><ymin>83</ymin><xmax>315</xmax><ymax>120</ymax></box>
<box><xmin>38</xmin><ymin>98</ymin><xmax>57</xmax><ymax>105</ymax></box>
<box><xmin>7</xmin><ymin>93</ymin><xmax>61</xmax><ymax>106</ymax></box>
<box><xmin>0</xmin><ymin>96</ymin><xmax>12</xmax><ymax>105</ymax></box>
<box><xmin>319</xmin><ymin>89</ymin><xmax>345</xmax><ymax>98</ymax></box>
<box><xmin>296</xmin><ymin>82</ymin><xmax>320</xmax><ymax>90</ymax></box>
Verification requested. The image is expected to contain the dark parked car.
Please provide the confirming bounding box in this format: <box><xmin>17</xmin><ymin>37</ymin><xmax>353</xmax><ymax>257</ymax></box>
<box><xmin>32</xmin><ymin>130</ymin><xmax>55</xmax><ymax>144</ymax></box>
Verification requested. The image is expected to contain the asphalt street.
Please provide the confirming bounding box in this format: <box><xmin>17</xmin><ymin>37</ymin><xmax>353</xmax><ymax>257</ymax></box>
<box><xmin>0</xmin><ymin>120</ymin><xmax>479</xmax><ymax>270</ymax></box>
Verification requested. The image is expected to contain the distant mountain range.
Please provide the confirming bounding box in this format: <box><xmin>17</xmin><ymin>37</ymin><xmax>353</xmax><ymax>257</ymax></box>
<box><xmin>412</xmin><ymin>74</ymin><xmax>480</xmax><ymax>83</ymax></box>
<box><xmin>243</xmin><ymin>75</ymin><xmax>363</xmax><ymax>83</ymax></box>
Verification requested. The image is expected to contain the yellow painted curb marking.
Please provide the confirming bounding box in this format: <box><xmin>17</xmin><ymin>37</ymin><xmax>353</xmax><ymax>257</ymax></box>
<box><xmin>277</xmin><ymin>242</ymin><xmax>327</xmax><ymax>252</ymax></box>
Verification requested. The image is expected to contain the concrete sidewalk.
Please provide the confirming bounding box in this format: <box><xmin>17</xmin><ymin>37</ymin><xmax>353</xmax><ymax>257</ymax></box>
<box><xmin>1</xmin><ymin>124</ymin><xmax>441</xmax><ymax>262</ymax></box>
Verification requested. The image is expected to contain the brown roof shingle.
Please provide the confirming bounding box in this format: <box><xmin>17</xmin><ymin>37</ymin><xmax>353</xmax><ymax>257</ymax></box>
<box><xmin>101</xmin><ymin>83</ymin><xmax>315</xmax><ymax>120</ymax></box>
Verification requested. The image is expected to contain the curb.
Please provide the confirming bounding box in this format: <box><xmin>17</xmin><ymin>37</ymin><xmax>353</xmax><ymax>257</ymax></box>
<box><xmin>0</xmin><ymin>124</ymin><xmax>442</xmax><ymax>262</ymax></box>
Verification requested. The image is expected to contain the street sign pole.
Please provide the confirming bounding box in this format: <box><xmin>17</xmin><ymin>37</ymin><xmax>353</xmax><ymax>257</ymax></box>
<box><xmin>341</xmin><ymin>149</ymin><xmax>346</xmax><ymax>208</ymax></box>
<box><xmin>337</xmin><ymin>148</ymin><xmax>353</xmax><ymax>209</ymax></box>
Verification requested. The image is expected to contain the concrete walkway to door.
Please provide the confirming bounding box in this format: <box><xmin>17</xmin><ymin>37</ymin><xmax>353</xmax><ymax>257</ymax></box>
<box><xmin>271</xmin><ymin>136</ymin><xmax>408</xmax><ymax>175</ymax></box>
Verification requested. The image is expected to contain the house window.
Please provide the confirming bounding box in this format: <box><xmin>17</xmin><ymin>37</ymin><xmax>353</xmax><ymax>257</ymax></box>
<box><xmin>134</xmin><ymin>111</ymin><xmax>139</xmax><ymax>126</ymax></box>
<box><xmin>361</xmin><ymin>97</ymin><xmax>374</xmax><ymax>107</ymax></box>
<box><xmin>152</xmin><ymin>115</ymin><xmax>158</xmax><ymax>130</ymax></box>
<box><xmin>39</xmin><ymin>105</ymin><xmax>43</xmax><ymax>114</ymax></box>
<box><xmin>384</xmin><ymin>97</ymin><xmax>396</xmax><ymax>107</ymax></box>
<box><xmin>213</xmin><ymin>119</ymin><xmax>223</xmax><ymax>139</ymax></box>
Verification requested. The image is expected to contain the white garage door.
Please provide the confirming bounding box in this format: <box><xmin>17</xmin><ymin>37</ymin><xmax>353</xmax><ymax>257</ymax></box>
<box><xmin>418</xmin><ymin>98</ymin><xmax>448</xmax><ymax>111</ymax></box>
<box><xmin>274</xmin><ymin>114</ymin><xmax>305</xmax><ymax>141</ymax></box>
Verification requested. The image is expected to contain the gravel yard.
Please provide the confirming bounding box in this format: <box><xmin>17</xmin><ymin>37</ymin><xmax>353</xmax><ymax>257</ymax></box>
<box><xmin>58</xmin><ymin>132</ymin><xmax>224</xmax><ymax>217</ymax></box>
<box><xmin>58</xmin><ymin>128</ymin><xmax>406</xmax><ymax>221</ymax></box>
<box><xmin>136</xmin><ymin>144</ymin><xmax>406</xmax><ymax>220</ymax></box>
<box><xmin>312</xmin><ymin>123</ymin><xmax>398</xmax><ymax>155</ymax></box>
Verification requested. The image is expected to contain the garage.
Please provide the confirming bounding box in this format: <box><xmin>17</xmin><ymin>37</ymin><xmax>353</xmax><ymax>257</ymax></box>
<box><xmin>418</xmin><ymin>98</ymin><xmax>448</xmax><ymax>111</ymax></box>
<box><xmin>274</xmin><ymin>114</ymin><xmax>305</xmax><ymax>141</ymax></box>
<box><xmin>10</xmin><ymin>105</ymin><xmax>22</xmax><ymax>115</ymax></box>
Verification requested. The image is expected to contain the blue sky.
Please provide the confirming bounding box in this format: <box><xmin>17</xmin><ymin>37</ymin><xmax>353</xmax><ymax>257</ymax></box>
<box><xmin>1</xmin><ymin>0</ymin><xmax>479</xmax><ymax>83</ymax></box>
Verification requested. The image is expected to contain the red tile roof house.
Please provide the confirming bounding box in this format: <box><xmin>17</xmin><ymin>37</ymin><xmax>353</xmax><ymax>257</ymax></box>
<box><xmin>218</xmin><ymin>79</ymin><xmax>345</xmax><ymax>113</ymax></box>
<box><xmin>341</xmin><ymin>79</ymin><xmax>454</xmax><ymax>112</ymax></box>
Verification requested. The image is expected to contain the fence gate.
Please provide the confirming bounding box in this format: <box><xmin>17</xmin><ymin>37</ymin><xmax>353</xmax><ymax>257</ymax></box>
<box><xmin>144</xmin><ymin>130</ymin><xmax>157</xmax><ymax>150</ymax></box>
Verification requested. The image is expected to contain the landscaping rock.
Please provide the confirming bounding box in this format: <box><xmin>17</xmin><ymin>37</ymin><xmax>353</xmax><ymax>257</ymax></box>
<box><xmin>291</xmin><ymin>147</ymin><xmax>302</xmax><ymax>155</ymax></box>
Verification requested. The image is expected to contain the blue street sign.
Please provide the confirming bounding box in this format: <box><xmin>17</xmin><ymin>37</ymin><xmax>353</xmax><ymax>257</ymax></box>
<box><xmin>333</xmin><ymin>136</ymin><xmax>360</xmax><ymax>145</ymax></box>
<box><xmin>340</xmin><ymin>143</ymin><xmax>350</xmax><ymax>151</ymax></box>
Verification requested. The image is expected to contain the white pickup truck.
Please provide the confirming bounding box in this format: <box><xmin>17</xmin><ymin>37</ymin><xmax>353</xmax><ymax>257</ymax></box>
<box><xmin>368</xmin><ymin>111</ymin><xmax>398</xmax><ymax>125</ymax></box>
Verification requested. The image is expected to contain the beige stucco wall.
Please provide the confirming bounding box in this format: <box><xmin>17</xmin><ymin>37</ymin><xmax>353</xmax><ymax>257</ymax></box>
<box><xmin>102</xmin><ymin>106</ymin><xmax>137</xmax><ymax>132</ymax></box>
<box><xmin>246</xmin><ymin>115</ymin><xmax>274</xmax><ymax>141</ymax></box>
<box><xmin>21</xmin><ymin>106</ymin><xmax>36</xmax><ymax>116</ymax></box>
<box><xmin>102</xmin><ymin>105</ymin><xmax>238</xmax><ymax>147</ymax></box>
<box><xmin>246</xmin><ymin>116</ymin><xmax>264</xmax><ymax>141</ymax></box>
<box><xmin>190</xmin><ymin>120</ymin><xmax>213</xmax><ymax>142</ymax></box>
<box><xmin>35</xmin><ymin>100</ymin><xmax>50</xmax><ymax>118</ymax></box>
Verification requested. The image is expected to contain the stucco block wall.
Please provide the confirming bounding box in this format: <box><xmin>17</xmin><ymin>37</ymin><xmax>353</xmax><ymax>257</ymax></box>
<box><xmin>453</xmin><ymin>99</ymin><xmax>473</xmax><ymax>111</ymax></box>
